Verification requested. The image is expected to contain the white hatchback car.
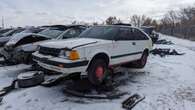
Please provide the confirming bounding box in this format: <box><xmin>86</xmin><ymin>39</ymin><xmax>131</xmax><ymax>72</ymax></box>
<box><xmin>33</xmin><ymin>24</ymin><xmax>153</xmax><ymax>85</ymax></box>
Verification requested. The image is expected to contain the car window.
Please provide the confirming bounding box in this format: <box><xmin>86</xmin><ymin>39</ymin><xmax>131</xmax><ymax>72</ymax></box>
<box><xmin>79</xmin><ymin>26</ymin><xmax>118</xmax><ymax>40</ymax></box>
<box><xmin>116</xmin><ymin>27</ymin><xmax>134</xmax><ymax>40</ymax></box>
<box><xmin>133</xmin><ymin>28</ymin><xmax>149</xmax><ymax>40</ymax></box>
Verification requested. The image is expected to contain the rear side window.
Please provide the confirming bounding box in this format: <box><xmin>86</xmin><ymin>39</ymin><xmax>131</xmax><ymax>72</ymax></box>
<box><xmin>132</xmin><ymin>28</ymin><xmax>149</xmax><ymax>40</ymax></box>
<box><xmin>116</xmin><ymin>27</ymin><xmax>134</xmax><ymax>40</ymax></box>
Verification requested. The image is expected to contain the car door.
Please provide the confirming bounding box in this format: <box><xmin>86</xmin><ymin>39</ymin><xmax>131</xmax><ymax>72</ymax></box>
<box><xmin>110</xmin><ymin>27</ymin><xmax>139</xmax><ymax>65</ymax></box>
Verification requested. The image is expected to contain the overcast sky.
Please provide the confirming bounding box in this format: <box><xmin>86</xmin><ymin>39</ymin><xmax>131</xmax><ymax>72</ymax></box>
<box><xmin>0</xmin><ymin>0</ymin><xmax>194</xmax><ymax>27</ymax></box>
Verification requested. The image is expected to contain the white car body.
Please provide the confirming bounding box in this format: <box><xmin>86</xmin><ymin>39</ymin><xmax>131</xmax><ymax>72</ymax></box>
<box><xmin>33</xmin><ymin>25</ymin><xmax>153</xmax><ymax>76</ymax></box>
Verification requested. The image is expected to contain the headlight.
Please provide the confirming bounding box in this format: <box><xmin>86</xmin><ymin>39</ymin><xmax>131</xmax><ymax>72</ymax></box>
<box><xmin>20</xmin><ymin>44</ymin><xmax>39</xmax><ymax>52</ymax></box>
<box><xmin>59</xmin><ymin>50</ymin><xmax>80</xmax><ymax>60</ymax></box>
<box><xmin>59</xmin><ymin>50</ymin><xmax>68</xmax><ymax>58</ymax></box>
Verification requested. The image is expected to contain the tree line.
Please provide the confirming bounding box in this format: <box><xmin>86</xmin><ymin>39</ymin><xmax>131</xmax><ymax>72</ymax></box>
<box><xmin>159</xmin><ymin>5</ymin><xmax>195</xmax><ymax>40</ymax></box>
<box><xmin>74</xmin><ymin>5</ymin><xmax>195</xmax><ymax>41</ymax></box>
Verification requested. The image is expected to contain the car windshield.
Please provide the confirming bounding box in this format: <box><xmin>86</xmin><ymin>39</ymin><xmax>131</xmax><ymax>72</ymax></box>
<box><xmin>2</xmin><ymin>29</ymin><xmax>24</xmax><ymax>36</ymax></box>
<box><xmin>38</xmin><ymin>29</ymin><xmax>64</xmax><ymax>39</ymax></box>
<box><xmin>21</xmin><ymin>28</ymin><xmax>43</xmax><ymax>34</ymax></box>
<box><xmin>0</xmin><ymin>29</ymin><xmax>12</xmax><ymax>35</ymax></box>
<box><xmin>59</xmin><ymin>28</ymin><xmax>83</xmax><ymax>39</ymax></box>
<box><xmin>79</xmin><ymin>26</ymin><xmax>118</xmax><ymax>40</ymax></box>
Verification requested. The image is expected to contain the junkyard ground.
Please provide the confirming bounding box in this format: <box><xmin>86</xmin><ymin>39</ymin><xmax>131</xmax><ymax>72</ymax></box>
<box><xmin>0</xmin><ymin>34</ymin><xmax>195</xmax><ymax>110</ymax></box>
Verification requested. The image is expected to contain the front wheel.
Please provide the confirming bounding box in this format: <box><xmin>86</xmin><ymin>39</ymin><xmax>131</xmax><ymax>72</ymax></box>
<box><xmin>87</xmin><ymin>59</ymin><xmax>109</xmax><ymax>86</ymax></box>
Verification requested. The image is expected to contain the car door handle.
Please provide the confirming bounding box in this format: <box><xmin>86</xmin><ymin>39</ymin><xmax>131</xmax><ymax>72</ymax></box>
<box><xmin>132</xmin><ymin>42</ymin><xmax>136</xmax><ymax>45</ymax></box>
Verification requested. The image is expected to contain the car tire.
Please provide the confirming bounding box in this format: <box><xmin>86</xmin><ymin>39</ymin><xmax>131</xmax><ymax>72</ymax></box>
<box><xmin>123</xmin><ymin>51</ymin><xmax>148</xmax><ymax>69</ymax></box>
<box><xmin>135</xmin><ymin>51</ymin><xmax>148</xmax><ymax>68</ymax></box>
<box><xmin>17</xmin><ymin>71</ymin><xmax>44</xmax><ymax>88</ymax></box>
<box><xmin>87</xmin><ymin>59</ymin><xmax>108</xmax><ymax>86</ymax></box>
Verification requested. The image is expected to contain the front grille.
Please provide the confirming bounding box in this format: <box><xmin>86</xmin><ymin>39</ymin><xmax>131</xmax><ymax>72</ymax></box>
<box><xmin>39</xmin><ymin>46</ymin><xmax>61</xmax><ymax>57</ymax></box>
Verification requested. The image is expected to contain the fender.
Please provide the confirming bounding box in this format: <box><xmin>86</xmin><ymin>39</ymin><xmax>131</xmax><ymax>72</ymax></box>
<box><xmin>85</xmin><ymin>48</ymin><xmax>110</xmax><ymax>71</ymax></box>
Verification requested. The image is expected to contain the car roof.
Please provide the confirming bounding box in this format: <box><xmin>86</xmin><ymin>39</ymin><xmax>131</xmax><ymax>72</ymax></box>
<box><xmin>41</xmin><ymin>25</ymin><xmax>87</xmax><ymax>30</ymax></box>
<box><xmin>92</xmin><ymin>24</ymin><xmax>140</xmax><ymax>29</ymax></box>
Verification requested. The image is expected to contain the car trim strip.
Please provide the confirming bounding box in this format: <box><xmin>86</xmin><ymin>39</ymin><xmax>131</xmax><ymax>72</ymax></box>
<box><xmin>111</xmin><ymin>51</ymin><xmax>143</xmax><ymax>59</ymax></box>
<box><xmin>33</xmin><ymin>56</ymin><xmax>89</xmax><ymax>68</ymax></box>
<box><xmin>71</xmin><ymin>41</ymin><xmax>98</xmax><ymax>49</ymax></box>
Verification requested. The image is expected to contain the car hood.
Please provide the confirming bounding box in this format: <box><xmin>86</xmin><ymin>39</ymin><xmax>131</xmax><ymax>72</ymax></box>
<box><xmin>6</xmin><ymin>33</ymin><xmax>52</xmax><ymax>46</ymax></box>
<box><xmin>39</xmin><ymin>38</ymin><xmax>105</xmax><ymax>49</ymax></box>
<box><xmin>0</xmin><ymin>36</ymin><xmax>10</xmax><ymax>43</ymax></box>
<box><xmin>6</xmin><ymin>33</ymin><xmax>34</xmax><ymax>46</ymax></box>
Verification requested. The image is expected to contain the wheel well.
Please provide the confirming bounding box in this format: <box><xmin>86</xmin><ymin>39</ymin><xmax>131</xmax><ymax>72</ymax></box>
<box><xmin>144</xmin><ymin>48</ymin><xmax>149</xmax><ymax>56</ymax></box>
<box><xmin>87</xmin><ymin>53</ymin><xmax>109</xmax><ymax>71</ymax></box>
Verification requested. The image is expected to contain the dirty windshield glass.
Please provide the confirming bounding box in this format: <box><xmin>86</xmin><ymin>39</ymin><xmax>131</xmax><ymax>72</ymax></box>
<box><xmin>2</xmin><ymin>29</ymin><xmax>24</xmax><ymax>36</ymax></box>
<box><xmin>38</xmin><ymin>29</ymin><xmax>63</xmax><ymax>39</ymax></box>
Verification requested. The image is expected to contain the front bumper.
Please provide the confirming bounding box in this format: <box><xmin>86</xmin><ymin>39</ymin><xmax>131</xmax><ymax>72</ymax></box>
<box><xmin>33</xmin><ymin>52</ymin><xmax>89</xmax><ymax>74</ymax></box>
<box><xmin>1</xmin><ymin>48</ymin><xmax>31</xmax><ymax>63</ymax></box>
<box><xmin>1</xmin><ymin>48</ymin><xmax>12</xmax><ymax>60</ymax></box>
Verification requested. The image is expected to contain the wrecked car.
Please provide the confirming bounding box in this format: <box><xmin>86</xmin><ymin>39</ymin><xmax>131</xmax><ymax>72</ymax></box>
<box><xmin>141</xmin><ymin>26</ymin><xmax>159</xmax><ymax>43</ymax></box>
<box><xmin>33</xmin><ymin>24</ymin><xmax>153</xmax><ymax>85</ymax></box>
<box><xmin>0</xmin><ymin>28</ymin><xmax>12</xmax><ymax>36</ymax></box>
<box><xmin>1</xmin><ymin>25</ymin><xmax>87</xmax><ymax>64</ymax></box>
<box><xmin>0</xmin><ymin>28</ymin><xmax>41</xmax><ymax>48</ymax></box>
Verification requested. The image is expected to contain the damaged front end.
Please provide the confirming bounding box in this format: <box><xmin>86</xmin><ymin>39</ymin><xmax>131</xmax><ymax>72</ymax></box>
<box><xmin>1</xmin><ymin>44</ymin><xmax>38</xmax><ymax>64</ymax></box>
<box><xmin>1</xmin><ymin>43</ymin><xmax>39</xmax><ymax>64</ymax></box>
<box><xmin>0</xmin><ymin>32</ymin><xmax>49</xmax><ymax>64</ymax></box>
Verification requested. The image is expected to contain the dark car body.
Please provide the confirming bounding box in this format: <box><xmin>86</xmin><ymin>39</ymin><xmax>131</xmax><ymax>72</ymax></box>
<box><xmin>1</xmin><ymin>25</ymin><xmax>87</xmax><ymax>64</ymax></box>
<box><xmin>0</xmin><ymin>29</ymin><xmax>12</xmax><ymax>36</ymax></box>
<box><xmin>141</xmin><ymin>26</ymin><xmax>159</xmax><ymax>43</ymax></box>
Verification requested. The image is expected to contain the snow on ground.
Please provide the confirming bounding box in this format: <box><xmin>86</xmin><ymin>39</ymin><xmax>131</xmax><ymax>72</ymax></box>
<box><xmin>0</xmin><ymin>34</ymin><xmax>195</xmax><ymax>110</ymax></box>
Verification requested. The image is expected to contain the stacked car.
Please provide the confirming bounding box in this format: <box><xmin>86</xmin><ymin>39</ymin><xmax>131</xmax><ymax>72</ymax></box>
<box><xmin>0</xmin><ymin>25</ymin><xmax>87</xmax><ymax>64</ymax></box>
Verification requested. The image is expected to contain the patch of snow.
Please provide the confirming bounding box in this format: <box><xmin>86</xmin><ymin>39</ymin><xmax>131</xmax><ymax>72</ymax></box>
<box><xmin>0</xmin><ymin>34</ymin><xmax>195</xmax><ymax>110</ymax></box>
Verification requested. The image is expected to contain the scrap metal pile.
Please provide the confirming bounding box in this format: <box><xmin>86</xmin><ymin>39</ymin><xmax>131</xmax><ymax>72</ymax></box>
<box><xmin>151</xmin><ymin>48</ymin><xmax>185</xmax><ymax>57</ymax></box>
<box><xmin>154</xmin><ymin>39</ymin><xmax>174</xmax><ymax>45</ymax></box>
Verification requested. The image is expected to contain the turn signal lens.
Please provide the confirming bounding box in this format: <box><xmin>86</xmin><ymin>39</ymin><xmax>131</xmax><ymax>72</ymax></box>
<box><xmin>69</xmin><ymin>50</ymin><xmax>80</xmax><ymax>60</ymax></box>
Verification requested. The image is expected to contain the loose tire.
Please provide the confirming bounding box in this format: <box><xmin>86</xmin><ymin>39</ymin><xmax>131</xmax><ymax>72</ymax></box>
<box><xmin>17</xmin><ymin>71</ymin><xmax>44</xmax><ymax>88</ymax></box>
<box><xmin>87</xmin><ymin>59</ymin><xmax>108</xmax><ymax>86</ymax></box>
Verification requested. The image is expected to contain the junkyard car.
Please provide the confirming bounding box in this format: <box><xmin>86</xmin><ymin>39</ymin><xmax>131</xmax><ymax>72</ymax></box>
<box><xmin>0</xmin><ymin>28</ymin><xmax>12</xmax><ymax>36</ymax></box>
<box><xmin>33</xmin><ymin>24</ymin><xmax>153</xmax><ymax>85</ymax></box>
<box><xmin>1</xmin><ymin>25</ymin><xmax>87</xmax><ymax>64</ymax></box>
<box><xmin>141</xmin><ymin>26</ymin><xmax>159</xmax><ymax>43</ymax></box>
<box><xmin>0</xmin><ymin>28</ymin><xmax>25</xmax><ymax>47</ymax></box>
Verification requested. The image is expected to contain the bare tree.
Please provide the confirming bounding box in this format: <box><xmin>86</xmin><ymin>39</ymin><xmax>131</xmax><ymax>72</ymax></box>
<box><xmin>130</xmin><ymin>15</ymin><xmax>156</xmax><ymax>27</ymax></box>
<box><xmin>158</xmin><ymin>5</ymin><xmax>195</xmax><ymax>40</ymax></box>
<box><xmin>130</xmin><ymin>15</ymin><xmax>142</xmax><ymax>27</ymax></box>
<box><xmin>105</xmin><ymin>16</ymin><xmax>121</xmax><ymax>25</ymax></box>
